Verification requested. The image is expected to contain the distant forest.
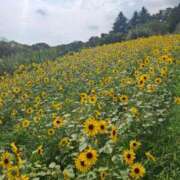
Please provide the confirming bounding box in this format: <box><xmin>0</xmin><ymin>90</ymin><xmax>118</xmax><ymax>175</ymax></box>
<box><xmin>0</xmin><ymin>3</ymin><xmax>180</xmax><ymax>74</ymax></box>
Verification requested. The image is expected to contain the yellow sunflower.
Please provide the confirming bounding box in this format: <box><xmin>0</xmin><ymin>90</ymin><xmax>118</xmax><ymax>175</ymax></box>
<box><xmin>100</xmin><ymin>170</ymin><xmax>108</xmax><ymax>180</ymax></box>
<box><xmin>22</xmin><ymin>119</ymin><xmax>30</xmax><ymax>128</ymax></box>
<box><xmin>130</xmin><ymin>163</ymin><xmax>146</xmax><ymax>179</ymax></box>
<box><xmin>7</xmin><ymin>166</ymin><xmax>20</xmax><ymax>179</ymax></box>
<box><xmin>83</xmin><ymin>118</ymin><xmax>99</xmax><ymax>137</ymax></box>
<box><xmin>122</xmin><ymin>149</ymin><xmax>136</xmax><ymax>165</ymax></box>
<box><xmin>110</xmin><ymin>126</ymin><xmax>118</xmax><ymax>142</ymax></box>
<box><xmin>75</xmin><ymin>154</ymin><xmax>91</xmax><ymax>173</ymax></box>
<box><xmin>48</xmin><ymin>128</ymin><xmax>55</xmax><ymax>136</ymax></box>
<box><xmin>88</xmin><ymin>95</ymin><xmax>97</xmax><ymax>104</ymax></box>
<box><xmin>1</xmin><ymin>151</ymin><xmax>12</xmax><ymax>169</ymax></box>
<box><xmin>130</xmin><ymin>140</ymin><xmax>141</xmax><ymax>151</ymax></box>
<box><xmin>145</xmin><ymin>152</ymin><xmax>156</xmax><ymax>162</ymax></box>
<box><xmin>119</xmin><ymin>95</ymin><xmax>128</xmax><ymax>104</ymax></box>
<box><xmin>83</xmin><ymin>147</ymin><xmax>98</xmax><ymax>165</ymax></box>
<box><xmin>98</xmin><ymin>120</ymin><xmax>108</xmax><ymax>134</ymax></box>
<box><xmin>53</xmin><ymin>116</ymin><xmax>63</xmax><ymax>128</ymax></box>
<box><xmin>36</xmin><ymin>145</ymin><xmax>43</xmax><ymax>155</ymax></box>
<box><xmin>155</xmin><ymin>77</ymin><xmax>162</xmax><ymax>84</ymax></box>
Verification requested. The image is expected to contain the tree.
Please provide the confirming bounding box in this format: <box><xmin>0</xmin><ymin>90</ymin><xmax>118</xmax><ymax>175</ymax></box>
<box><xmin>112</xmin><ymin>12</ymin><xmax>128</xmax><ymax>34</ymax></box>
<box><xmin>139</xmin><ymin>7</ymin><xmax>151</xmax><ymax>24</ymax></box>
<box><xmin>128</xmin><ymin>11</ymin><xmax>140</xmax><ymax>28</ymax></box>
<box><xmin>168</xmin><ymin>3</ymin><xmax>180</xmax><ymax>32</ymax></box>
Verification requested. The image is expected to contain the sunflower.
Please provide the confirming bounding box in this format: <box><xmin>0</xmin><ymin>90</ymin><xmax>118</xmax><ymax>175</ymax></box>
<box><xmin>80</xmin><ymin>93</ymin><xmax>88</xmax><ymax>104</ymax></box>
<box><xmin>22</xmin><ymin>119</ymin><xmax>30</xmax><ymax>128</ymax></box>
<box><xmin>12</xmin><ymin>87</ymin><xmax>21</xmax><ymax>94</ymax></box>
<box><xmin>7</xmin><ymin>166</ymin><xmax>20</xmax><ymax>179</ymax></box>
<box><xmin>174</xmin><ymin>96</ymin><xmax>180</xmax><ymax>104</ymax></box>
<box><xmin>100</xmin><ymin>170</ymin><xmax>108</xmax><ymax>180</ymax></box>
<box><xmin>26</xmin><ymin>107</ymin><xmax>33</xmax><ymax>114</ymax></box>
<box><xmin>20</xmin><ymin>175</ymin><xmax>30</xmax><ymax>180</ymax></box>
<box><xmin>129</xmin><ymin>140</ymin><xmax>141</xmax><ymax>151</ymax></box>
<box><xmin>1</xmin><ymin>151</ymin><xmax>12</xmax><ymax>169</ymax></box>
<box><xmin>83</xmin><ymin>118</ymin><xmax>99</xmax><ymax>137</ymax></box>
<box><xmin>88</xmin><ymin>95</ymin><xmax>97</xmax><ymax>104</ymax></box>
<box><xmin>110</xmin><ymin>126</ymin><xmax>118</xmax><ymax>142</ymax></box>
<box><xmin>130</xmin><ymin>163</ymin><xmax>146</xmax><ymax>179</ymax></box>
<box><xmin>75</xmin><ymin>154</ymin><xmax>91</xmax><ymax>173</ymax></box>
<box><xmin>83</xmin><ymin>147</ymin><xmax>98</xmax><ymax>165</ymax></box>
<box><xmin>155</xmin><ymin>77</ymin><xmax>162</xmax><ymax>84</ymax></box>
<box><xmin>130</xmin><ymin>107</ymin><xmax>139</xmax><ymax>117</ymax></box>
<box><xmin>48</xmin><ymin>128</ymin><xmax>55</xmax><ymax>136</ymax></box>
<box><xmin>140</xmin><ymin>74</ymin><xmax>149</xmax><ymax>81</ymax></box>
<box><xmin>137</xmin><ymin>79</ymin><xmax>145</xmax><ymax>88</ymax></box>
<box><xmin>145</xmin><ymin>152</ymin><xmax>156</xmax><ymax>162</ymax></box>
<box><xmin>119</xmin><ymin>95</ymin><xmax>128</xmax><ymax>104</ymax></box>
<box><xmin>98</xmin><ymin>120</ymin><xmax>108</xmax><ymax>134</ymax></box>
<box><xmin>53</xmin><ymin>116</ymin><xmax>63</xmax><ymax>128</ymax></box>
<box><xmin>10</xmin><ymin>142</ymin><xmax>19</xmax><ymax>155</ymax></box>
<box><xmin>122</xmin><ymin>149</ymin><xmax>136</xmax><ymax>165</ymax></box>
<box><xmin>36</xmin><ymin>145</ymin><xmax>43</xmax><ymax>155</ymax></box>
<box><xmin>59</xmin><ymin>137</ymin><xmax>70</xmax><ymax>147</ymax></box>
<box><xmin>147</xmin><ymin>84</ymin><xmax>156</xmax><ymax>93</ymax></box>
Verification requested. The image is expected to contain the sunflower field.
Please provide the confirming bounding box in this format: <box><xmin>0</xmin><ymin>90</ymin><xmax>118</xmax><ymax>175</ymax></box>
<box><xmin>0</xmin><ymin>35</ymin><xmax>180</xmax><ymax>180</ymax></box>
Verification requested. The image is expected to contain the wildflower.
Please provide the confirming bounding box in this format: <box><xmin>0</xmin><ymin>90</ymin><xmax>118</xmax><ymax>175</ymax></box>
<box><xmin>122</xmin><ymin>149</ymin><xmax>136</xmax><ymax>165</ymax></box>
<box><xmin>155</xmin><ymin>77</ymin><xmax>162</xmax><ymax>84</ymax></box>
<box><xmin>129</xmin><ymin>140</ymin><xmax>141</xmax><ymax>151</ymax></box>
<box><xmin>174</xmin><ymin>96</ymin><xmax>180</xmax><ymax>105</ymax></box>
<box><xmin>130</xmin><ymin>107</ymin><xmax>139</xmax><ymax>117</ymax></box>
<box><xmin>119</xmin><ymin>95</ymin><xmax>128</xmax><ymax>104</ymax></box>
<box><xmin>59</xmin><ymin>137</ymin><xmax>70</xmax><ymax>147</ymax></box>
<box><xmin>147</xmin><ymin>84</ymin><xmax>156</xmax><ymax>93</ymax></box>
<box><xmin>36</xmin><ymin>145</ymin><xmax>43</xmax><ymax>155</ymax></box>
<box><xmin>145</xmin><ymin>152</ymin><xmax>156</xmax><ymax>162</ymax></box>
<box><xmin>98</xmin><ymin>120</ymin><xmax>108</xmax><ymax>134</ymax></box>
<box><xmin>88</xmin><ymin>95</ymin><xmax>97</xmax><ymax>104</ymax></box>
<box><xmin>7</xmin><ymin>166</ymin><xmax>20</xmax><ymax>179</ymax></box>
<box><xmin>83</xmin><ymin>118</ymin><xmax>99</xmax><ymax>137</ymax></box>
<box><xmin>110</xmin><ymin>126</ymin><xmax>118</xmax><ymax>142</ymax></box>
<box><xmin>10</xmin><ymin>142</ymin><xmax>19</xmax><ymax>155</ymax></box>
<box><xmin>130</xmin><ymin>163</ymin><xmax>146</xmax><ymax>179</ymax></box>
<box><xmin>0</xmin><ymin>151</ymin><xmax>12</xmax><ymax>169</ymax></box>
<box><xmin>53</xmin><ymin>116</ymin><xmax>63</xmax><ymax>128</ymax></box>
<box><xmin>75</xmin><ymin>154</ymin><xmax>91</xmax><ymax>173</ymax></box>
<box><xmin>26</xmin><ymin>107</ymin><xmax>33</xmax><ymax>114</ymax></box>
<box><xmin>83</xmin><ymin>147</ymin><xmax>98</xmax><ymax>166</ymax></box>
<box><xmin>48</xmin><ymin>128</ymin><xmax>55</xmax><ymax>136</ymax></box>
<box><xmin>22</xmin><ymin>119</ymin><xmax>30</xmax><ymax>128</ymax></box>
<box><xmin>100</xmin><ymin>170</ymin><xmax>108</xmax><ymax>180</ymax></box>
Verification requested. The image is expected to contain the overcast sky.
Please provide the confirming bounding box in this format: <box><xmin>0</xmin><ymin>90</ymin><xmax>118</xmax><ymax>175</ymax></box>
<box><xmin>0</xmin><ymin>0</ymin><xmax>179</xmax><ymax>45</ymax></box>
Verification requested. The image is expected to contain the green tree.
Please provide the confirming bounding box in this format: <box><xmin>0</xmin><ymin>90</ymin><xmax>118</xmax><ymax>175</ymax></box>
<box><xmin>139</xmin><ymin>7</ymin><xmax>151</xmax><ymax>24</ymax></box>
<box><xmin>112</xmin><ymin>12</ymin><xmax>128</xmax><ymax>34</ymax></box>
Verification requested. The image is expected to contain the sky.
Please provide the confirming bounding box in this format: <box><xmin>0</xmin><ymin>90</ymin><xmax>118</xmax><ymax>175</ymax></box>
<box><xmin>0</xmin><ymin>0</ymin><xmax>179</xmax><ymax>45</ymax></box>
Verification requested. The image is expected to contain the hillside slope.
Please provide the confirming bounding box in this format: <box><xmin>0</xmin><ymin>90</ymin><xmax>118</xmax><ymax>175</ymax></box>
<box><xmin>0</xmin><ymin>35</ymin><xmax>179</xmax><ymax>179</ymax></box>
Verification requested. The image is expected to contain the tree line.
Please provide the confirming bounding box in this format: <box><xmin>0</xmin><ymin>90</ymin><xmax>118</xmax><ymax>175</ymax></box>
<box><xmin>0</xmin><ymin>3</ymin><xmax>180</xmax><ymax>74</ymax></box>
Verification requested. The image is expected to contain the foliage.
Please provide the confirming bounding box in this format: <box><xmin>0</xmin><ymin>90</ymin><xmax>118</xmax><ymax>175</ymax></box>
<box><xmin>0</xmin><ymin>35</ymin><xmax>179</xmax><ymax>179</ymax></box>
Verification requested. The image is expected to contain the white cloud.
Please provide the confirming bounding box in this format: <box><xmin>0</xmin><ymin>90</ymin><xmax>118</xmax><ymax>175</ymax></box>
<box><xmin>0</xmin><ymin>0</ymin><xmax>178</xmax><ymax>45</ymax></box>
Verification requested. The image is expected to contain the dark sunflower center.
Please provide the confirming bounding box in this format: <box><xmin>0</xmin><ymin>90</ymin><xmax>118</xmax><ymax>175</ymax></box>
<box><xmin>86</xmin><ymin>152</ymin><xmax>93</xmax><ymax>159</ymax></box>
<box><xmin>112</xmin><ymin>130</ymin><xmax>116</xmax><ymax>136</ymax></box>
<box><xmin>88</xmin><ymin>124</ymin><xmax>94</xmax><ymax>130</ymax></box>
<box><xmin>140</xmin><ymin>80</ymin><xmax>143</xmax><ymax>84</ymax></box>
<box><xmin>80</xmin><ymin>161</ymin><xmax>85</xmax><ymax>166</ymax></box>
<box><xmin>56</xmin><ymin>120</ymin><xmax>60</xmax><ymax>124</ymax></box>
<box><xmin>133</xmin><ymin>143</ymin><xmax>137</xmax><ymax>147</ymax></box>
<box><xmin>127</xmin><ymin>154</ymin><xmax>131</xmax><ymax>159</ymax></box>
<box><xmin>134</xmin><ymin>168</ymin><xmax>140</xmax><ymax>174</ymax></box>
<box><xmin>100</xmin><ymin>125</ymin><xmax>105</xmax><ymax>130</ymax></box>
<box><xmin>4</xmin><ymin>158</ymin><xmax>9</xmax><ymax>164</ymax></box>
